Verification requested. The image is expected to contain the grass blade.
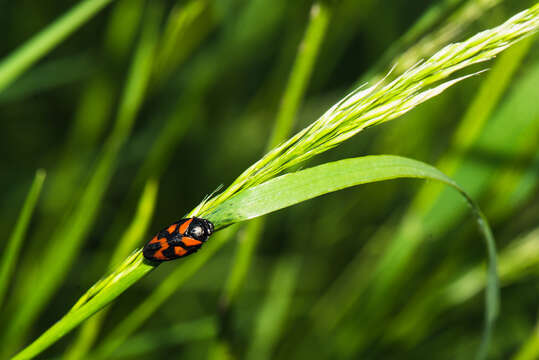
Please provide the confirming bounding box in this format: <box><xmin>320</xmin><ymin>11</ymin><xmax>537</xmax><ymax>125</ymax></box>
<box><xmin>0</xmin><ymin>170</ymin><xmax>46</xmax><ymax>308</ymax></box>
<box><xmin>0</xmin><ymin>0</ymin><xmax>116</xmax><ymax>92</ymax></box>
<box><xmin>11</xmin><ymin>251</ymin><xmax>153</xmax><ymax>360</ymax></box>
<box><xmin>387</xmin><ymin>225</ymin><xmax>539</xmax><ymax>347</ymax></box>
<box><xmin>93</xmin><ymin>227</ymin><xmax>237</xmax><ymax>358</ymax></box>
<box><xmin>513</xmin><ymin>315</ymin><xmax>539</xmax><ymax>360</ymax></box>
<box><xmin>206</xmin><ymin>155</ymin><xmax>499</xmax><ymax>360</ymax></box>
<box><xmin>304</xmin><ymin>32</ymin><xmax>538</xmax><ymax>358</ymax></box>
<box><xmin>3</xmin><ymin>7</ymin><xmax>161</xmax><ymax>355</ymax></box>
<box><xmin>63</xmin><ymin>179</ymin><xmax>159</xmax><ymax>360</ymax></box>
<box><xmin>198</xmin><ymin>4</ymin><xmax>539</xmax><ymax>215</ymax></box>
<box><xmin>222</xmin><ymin>0</ymin><xmax>331</xmax><ymax>308</ymax></box>
<box><xmin>268</xmin><ymin>2</ymin><xmax>332</xmax><ymax>148</ymax></box>
<box><xmin>12</xmin><ymin>155</ymin><xmax>498</xmax><ymax>360</ymax></box>
<box><xmin>362</xmin><ymin>0</ymin><xmax>505</xmax><ymax>83</ymax></box>
<box><xmin>14</xmin><ymin>3</ymin><xmax>539</xmax><ymax>354</ymax></box>
<box><xmin>246</xmin><ymin>257</ymin><xmax>301</xmax><ymax>360</ymax></box>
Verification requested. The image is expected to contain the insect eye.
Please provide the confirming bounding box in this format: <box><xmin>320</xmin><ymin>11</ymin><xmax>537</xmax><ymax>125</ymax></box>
<box><xmin>190</xmin><ymin>225</ymin><xmax>204</xmax><ymax>238</ymax></box>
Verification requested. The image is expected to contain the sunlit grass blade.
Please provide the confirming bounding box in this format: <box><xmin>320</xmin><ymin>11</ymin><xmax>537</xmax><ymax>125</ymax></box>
<box><xmin>268</xmin><ymin>2</ymin><xmax>332</xmax><ymax>148</ymax></box>
<box><xmin>222</xmin><ymin>0</ymin><xmax>331</xmax><ymax>308</ymax></box>
<box><xmin>109</xmin><ymin>180</ymin><xmax>159</xmax><ymax>267</ymax></box>
<box><xmin>93</xmin><ymin>226</ymin><xmax>237</xmax><ymax>358</ymax></box>
<box><xmin>11</xmin><ymin>155</ymin><xmax>498</xmax><ymax>360</ymax></box>
<box><xmin>3</xmin><ymin>7</ymin><xmax>161</xmax><ymax>355</ymax></box>
<box><xmin>13</xmin><ymin>4</ymin><xmax>539</xmax><ymax>355</ymax></box>
<box><xmin>306</xmin><ymin>35</ymin><xmax>538</xmax><ymax>358</ymax></box>
<box><xmin>214</xmin><ymin>4</ymin><xmax>331</xmax><ymax>352</ymax></box>
<box><xmin>64</xmin><ymin>179</ymin><xmax>158</xmax><ymax>360</ymax></box>
<box><xmin>513</xmin><ymin>315</ymin><xmax>539</xmax><ymax>360</ymax></box>
<box><xmin>197</xmin><ymin>4</ymin><xmax>539</xmax><ymax>216</ymax></box>
<box><xmin>221</xmin><ymin>219</ymin><xmax>264</xmax><ymax>308</ymax></box>
<box><xmin>0</xmin><ymin>0</ymin><xmax>116</xmax><ymax>93</ymax></box>
<box><xmin>207</xmin><ymin>155</ymin><xmax>499</xmax><ymax>360</ymax></box>
<box><xmin>214</xmin><ymin>3</ymin><xmax>331</xmax><ymax>354</ymax></box>
<box><xmin>0</xmin><ymin>170</ymin><xmax>46</xmax><ymax>308</ymax></box>
<box><xmin>362</xmin><ymin>0</ymin><xmax>504</xmax><ymax>83</ymax></box>
<box><xmin>363</xmin><ymin>37</ymin><xmax>539</xmax><ymax>322</ymax></box>
<box><xmin>11</xmin><ymin>251</ymin><xmax>152</xmax><ymax>360</ymax></box>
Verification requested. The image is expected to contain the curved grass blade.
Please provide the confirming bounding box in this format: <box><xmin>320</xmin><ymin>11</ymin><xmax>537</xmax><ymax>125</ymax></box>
<box><xmin>12</xmin><ymin>155</ymin><xmax>499</xmax><ymax>360</ymax></box>
<box><xmin>205</xmin><ymin>155</ymin><xmax>499</xmax><ymax>360</ymax></box>
<box><xmin>197</xmin><ymin>4</ymin><xmax>539</xmax><ymax>216</ymax></box>
<box><xmin>0</xmin><ymin>170</ymin><xmax>46</xmax><ymax>308</ymax></box>
<box><xmin>0</xmin><ymin>0</ymin><xmax>116</xmax><ymax>93</ymax></box>
<box><xmin>304</xmin><ymin>34</ymin><xmax>539</xmax><ymax>357</ymax></box>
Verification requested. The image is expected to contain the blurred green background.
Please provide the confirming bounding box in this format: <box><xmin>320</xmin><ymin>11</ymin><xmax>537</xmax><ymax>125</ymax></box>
<box><xmin>0</xmin><ymin>0</ymin><xmax>538</xmax><ymax>359</ymax></box>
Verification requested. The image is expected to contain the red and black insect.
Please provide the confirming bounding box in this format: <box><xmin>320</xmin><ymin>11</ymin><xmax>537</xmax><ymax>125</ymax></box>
<box><xmin>143</xmin><ymin>217</ymin><xmax>214</xmax><ymax>262</ymax></box>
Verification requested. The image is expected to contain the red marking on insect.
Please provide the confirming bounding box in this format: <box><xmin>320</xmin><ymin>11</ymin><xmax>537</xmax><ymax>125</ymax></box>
<box><xmin>142</xmin><ymin>217</ymin><xmax>214</xmax><ymax>262</ymax></box>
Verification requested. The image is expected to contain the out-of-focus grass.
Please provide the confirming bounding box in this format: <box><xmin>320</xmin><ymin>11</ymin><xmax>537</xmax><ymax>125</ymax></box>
<box><xmin>0</xmin><ymin>0</ymin><xmax>115</xmax><ymax>92</ymax></box>
<box><xmin>514</xmin><ymin>313</ymin><xmax>539</xmax><ymax>360</ymax></box>
<box><xmin>246</xmin><ymin>256</ymin><xmax>301</xmax><ymax>360</ymax></box>
<box><xmin>305</xmin><ymin>33</ymin><xmax>539</xmax><ymax>359</ymax></box>
<box><xmin>0</xmin><ymin>170</ymin><xmax>45</xmax><ymax>308</ymax></box>
<box><xmin>1</xmin><ymin>1</ymin><xmax>538</xmax><ymax>360</ymax></box>
<box><xmin>1</xmin><ymin>5</ymin><xmax>162</xmax><ymax>355</ymax></box>
<box><xmin>64</xmin><ymin>179</ymin><xmax>158</xmax><ymax>360</ymax></box>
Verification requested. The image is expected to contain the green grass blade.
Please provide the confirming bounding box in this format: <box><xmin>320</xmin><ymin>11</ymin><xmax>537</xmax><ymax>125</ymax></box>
<box><xmin>11</xmin><ymin>155</ymin><xmax>498</xmax><ymax>360</ymax></box>
<box><xmin>246</xmin><ymin>257</ymin><xmax>301</xmax><ymax>360</ymax></box>
<box><xmin>154</xmin><ymin>0</ymin><xmax>213</xmax><ymax>84</ymax></box>
<box><xmin>221</xmin><ymin>219</ymin><xmax>264</xmax><ymax>308</ymax></box>
<box><xmin>63</xmin><ymin>179</ymin><xmax>159</xmax><ymax>360</ymax></box>
<box><xmin>367</xmin><ymin>29</ymin><xmax>536</xmax><ymax>316</ymax></box>
<box><xmin>109</xmin><ymin>180</ymin><xmax>159</xmax><ymax>267</ymax></box>
<box><xmin>206</xmin><ymin>155</ymin><xmax>499</xmax><ymax>360</ymax></box>
<box><xmin>0</xmin><ymin>0</ymin><xmax>116</xmax><ymax>93</ymax></box>
<box><xmin>94</xmin><ymin>226</ymin><xmax>237</xmax><ymax>358</ymax></box>
<box><xmin>363</xmin><ymin>0</ymin><xmax>504</xmax><ymax>83</ymax></box>
<box><xmin>222</xmin><ymin>0</ymin><xmax>331</xmax><ymax>308</ymax></box>
<box><xmin>11</xmin><ymin>252</ymin><xmax>153</xmax><ymax>360</ymax></box>
<box><xmin>513</xmin><ymin>316</ymin><xmax>539</xmax><ymax>360</ymax></box>
<box><xmin>350</xmin><ymin>39</ymin><xmax>539</xmax><ymax>347</ymax></box>
<box><xmin>103</xmin><ymin>0</ymin><xmax>145</xmax><ymax>60</ymax></box>
<box><xmin>305</xmin><ymin>33</ymin><xmax>537</xmax><ymax>356</ymax></box>
<box><xmin>442</xmin><ymin>35</ymin><xmax>534</xmax><ymax>174</ymax></box>
<box><xmin>268</xmin><ymin>2</ymin><xmax>331</xmax><ymax>148</ymax></box>
<box><xmin>208</xmin><ymin>156</ymin><xmax>477</xmax><ymax>226</ymax></box>
<box><xmin>198</xmin><ymin>4</ymin><xmax>539</xmax><ymax>215</ymax></box>
<box><xmin>215</xmin><ymin>3</ymin><xmax>332</xmax><ymax>354</ymax></box>
<box><xmin>0</xmin><ymin>170</ymin><xmax>46</xmax><ymax>308</ymax></box>
<box><xmin>387</xmin><ymin>225</ymin><xmax>539</xmax><ymax>347</ymax></box>
<box><xmin>3</xmin><ymin>7</ymin><xmax>161</xmax><ymax>355</ymax></box>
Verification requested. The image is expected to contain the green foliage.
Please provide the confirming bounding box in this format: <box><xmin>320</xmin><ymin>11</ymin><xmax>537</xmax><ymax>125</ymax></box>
<box><xmin>0</xmin><ymin>170</ymin><xmax>45</xmax><ymax>308</ymax></box>
<box><xmin>0</xmin><ymin>0</ymin><xmax>116</xmax><ymax>92</ymax></box>
<box><xmin>1</xmin><ymin>1</ymin><xmax>538</xmax><ymax>360</ymax></box>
